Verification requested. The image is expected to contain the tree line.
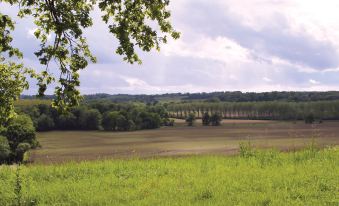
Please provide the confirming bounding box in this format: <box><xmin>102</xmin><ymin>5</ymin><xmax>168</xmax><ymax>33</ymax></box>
<box><xmin>15</xmin><ymin>101</ymin><xmax>173</xmax><ymax>132</ymax></box>
<box><xmin>181</xmin><ymin>91</ymin><xmax>339</xmax><ymax>102</ymax></box>
<box><xmin>20</xmin><ymin>91</ymin><xmax>339</xmax><ymax>104</ymax></box>
<box><xmin>166</xmin><ymin>101</ymin><xmax>339</xmax><ymax>121</ymax></box>
<box><xmin>0</xmin><ymin>101</ymin><xmax>173</xmax><ymax>164</ymax></box>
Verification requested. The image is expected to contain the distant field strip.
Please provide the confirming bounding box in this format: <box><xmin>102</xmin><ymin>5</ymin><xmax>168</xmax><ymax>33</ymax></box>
<box><xmin>31</xmin><ymin>120</ymin><xmax>339</xmax><ymax>163</ymax></box>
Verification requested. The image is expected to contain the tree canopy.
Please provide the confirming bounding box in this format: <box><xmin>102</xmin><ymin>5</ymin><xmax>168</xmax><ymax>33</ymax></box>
<box><xmin>0</xmin><ymin>0</ymin><xmax>179</xmax><ymax>126</ymax></box>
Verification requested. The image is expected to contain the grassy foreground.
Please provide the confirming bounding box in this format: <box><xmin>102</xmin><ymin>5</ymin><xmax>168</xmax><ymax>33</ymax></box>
<box><xmin>0</xmin><ymin>147</ymin><xmax>338</xmax><ymax>206</ymax></box>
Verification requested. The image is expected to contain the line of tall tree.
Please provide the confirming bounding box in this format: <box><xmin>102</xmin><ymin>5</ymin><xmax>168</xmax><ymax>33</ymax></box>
<box><xmin>15</xmin><ymin>101</ymin><xmax>173</xmax><ymax>132</ymax></box>
<box><xmin>166</xmin><ymin>101</ymin><xmax>339</xmax><ymax>121</ymax></box>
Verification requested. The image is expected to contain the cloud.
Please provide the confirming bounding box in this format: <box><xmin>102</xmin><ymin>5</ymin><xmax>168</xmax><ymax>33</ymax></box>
<box><xmin>171</xmin><ymin>0</ymin><xmax>339</xmax><ymax>70</ymax></box>
<box><xmin>1</xmin><ymin>0</ymin><xmax>339</xmax><ymax>94</ymax></box>
<box><xmin>263</xmin><ymin>77</ymin><xmax>273</xmax><ymax>83</ymax></box>
<box><xmin>309</xmin><ymin>79</ymin><xmax>320</xmax><ymax>85</ymax></box>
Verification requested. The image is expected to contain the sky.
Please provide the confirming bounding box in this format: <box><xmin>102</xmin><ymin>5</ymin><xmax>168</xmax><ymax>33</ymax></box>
<box><xmin>3</xmin><ymin>0</ymin><xmax>339</xmax><ymax>95</ymax></box>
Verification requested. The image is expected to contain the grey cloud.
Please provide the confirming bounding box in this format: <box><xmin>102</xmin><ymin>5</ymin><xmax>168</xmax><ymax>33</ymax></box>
<box><xmin>3</xmin><ymin>1</ymin><xmax>339</xmax><ymax>94</ymax></box>
<box><xmin>174</xmin><ymin>0</ymin><xmax>339</xmax><ymax>69</ymax></box>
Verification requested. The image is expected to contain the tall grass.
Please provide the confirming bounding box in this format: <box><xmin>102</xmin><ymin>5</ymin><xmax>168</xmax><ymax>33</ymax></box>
<box><xmin>0</xmin><ymin>147</ymin><xmax>338</xmax><ymax>205</ymax></box>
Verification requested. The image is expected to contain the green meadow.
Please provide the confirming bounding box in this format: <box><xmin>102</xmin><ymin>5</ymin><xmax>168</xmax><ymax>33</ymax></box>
<box><xmin>1</xmin><ymin>147</ymin><xmax>338</xmax><ymax>206</ymax></box>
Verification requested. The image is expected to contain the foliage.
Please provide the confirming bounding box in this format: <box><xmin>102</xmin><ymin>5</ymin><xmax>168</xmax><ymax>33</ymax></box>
<box><xmin>16</xmin><ymin>101</ymin><xmax>166</xmax><ymax>132</ymax></box>
<box><xmin>15</xmin><ymin>143</ymin><xmax>31</xmax><ymax>162</ymax></box>
<box><xmin>182</xmin><ymin>91</ymin><xmax>339</xmax><ymax>102</ymax></box>
<box><xmin>0</xmin><ymin>13</ymin><xmax>37</xmax><ymax>128</ymax></box>
<box><xmin>48</xmin><ymin>91</ymin><xmax>339</xmax><ymax>103</ymax></box>
<box><xmin>102</xmin><ymin>111</ymin><xmax>120</xmax><ymax>131</ymax></box>
<box><xmin>185</xmin><ymin>113</ymin><xmax>196</xmax><ymax>126</ymax></box>
<box><xmin>167</xmin><ymin>100</ymin><xmax>339</xmax><ymax>121</ymax></box>
<box><xmin>56</xmin><ymin>113</ymin><xmax>77</xmax><ymax>130</ymax></box>
<box><xmin>305</xmin><ymin>113</ymin><xmax>315</xmax><ymax>124</ymax></box>
<box><xmin>36</xmin><ymin>114</ymin><xmax>55</xmax><ymax>132</ymax></box>
<box><xmin>115</xmin><ymin>114</ymin><xmax>130</xmax><ymax>131</ymax></box>
<box><xmin>0</xmin><ymin>148</ymin><xmax>337</xmax><ymax>205</ymax></box>
<box><xmin>0</xmin><ymin>12</ymin><xmax>21</xmax><ymax>57</ymax></box>
<box><xmin>139</xmin><ymin>112</ymin><xmax>161</xmax><ymax>130</ymax></box>
<box><xmin>76</xmin><ymin>108</ymin><xmax>102</xmax><ymax>130</ymax></box>
<box><xmin>9</xmin><ymin>114</ymin><xmax>35</xmax><ymax>129</ymax></box>
<box><xmin>202</xmin><ymin>112</ymin><xmax>210</xmax><ymax>126</ymax></box>
<box><xmin>0</xmin><ymin>135</ymin><xmax>10</xmax><ymax>162</ymax></box>
<box><xmin>5</xmin><ymin>115</ymin><xmax>37</xmax><ymax>151</ymax></box>
<box><xmin>210</xmin><ymin>113</ymin><xmax>222</xmax><ymax>126</ymax></box>
<box><xmin>0</xmin><ymin>62</ymin><xmax>33</xmax><ymax>127</ymax></box>
<box><xmin>169</xmin><ymin>119</ymin><xmax>175</xmax><ymax>126</ymax></box>
<box><xmin>0</xmin><ymin>0</ymin><xmax>179</xmax><ymax>111</ymax></box>
<box><xmin>163</xmin><ymin>118</ymin><xmax>175</xmax><ymax>127</ymax></box>
<box><xmin>0</xmin><ymin>115</ymin><xmax>38</xmax><ymax>163</ymax></box>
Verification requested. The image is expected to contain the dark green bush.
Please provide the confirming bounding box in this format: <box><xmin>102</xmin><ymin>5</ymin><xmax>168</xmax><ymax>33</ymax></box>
<box><xmin>139</xmin><ymin>112</ymin><xmax>161</xmax><ymax>129</ymax></box>
<box><xmin>186</xmin><ymin>113</ymin><xmax>196</xmax><ymax>126</ymax></box>
<box><xmin>15</xmin><ymin>143</ymin><xmax>31</xmax><ymax>162</ymax></box>
<box><xmin>6</xmin><ymin>115</ymin><xmax>37</xmax><ymax>151</ymax></box>
<box><xmin>2</xmin><ymin>115</ymin><xmax>38</xmax><ymax>163</ymax></box>
<box><xmin>304</xmin><ymin>114</ymin><xmax>315</xmax><ymax>124</ymax></box>
<box><xmin>210</xmin><ymin>113</ymin><xmax>222</xmax><ymax>126</ymax></box>
<box><xmin>202</xmin><ymin>112</ymin><xmax>210</xmax><ymax>126</ymax></box>
<box><xmin>165</xmin><ymin>119</ymin><xmax>175</xmax><ymax>127</ymax></box>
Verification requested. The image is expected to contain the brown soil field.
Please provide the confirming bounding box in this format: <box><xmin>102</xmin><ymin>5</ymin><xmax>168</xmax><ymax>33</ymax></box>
<box><xmin>30</xmin><ymin>120</ymin><xmax>339</xmax><ymax>164</ymax></box>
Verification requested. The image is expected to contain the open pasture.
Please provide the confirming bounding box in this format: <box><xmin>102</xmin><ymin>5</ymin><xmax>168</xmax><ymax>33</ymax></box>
<box><xmin>1</xmin><ymin>148</ymin><xmax>338</xmax><ymax>205</ymax></box>
<box><xmin>31</xmin><ymin>120</ymin><xmax>339</xmax><ymax>164</ymax></box>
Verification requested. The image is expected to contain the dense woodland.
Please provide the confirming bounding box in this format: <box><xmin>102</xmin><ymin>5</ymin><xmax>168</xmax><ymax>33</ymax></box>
<box><xmin>21</xmin><ymin>91</ymin><xmax>339</xmax><ymax>103</ymax></box>
<box><xmin>2</xmin><ymin>101</ymin><xmax>175</xmax><ymax>163</ymax></box>
<box><xmin>15</xmin><ymin>101</ymin><xmax>172</xmax><ymax>132</ymax></box>
<box><xmin>180</xmin><ymin>91</ymin><xmax>339</xmax><ymax>102</ymax></box>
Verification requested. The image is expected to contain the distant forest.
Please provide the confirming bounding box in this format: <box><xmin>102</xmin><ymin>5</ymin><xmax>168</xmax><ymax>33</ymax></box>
<box><xmin>21</xmin><ymin>91</ymin><xmax>339</xmax><ymax>103</ymax></box>
<box><xmin>15</xmin><ymin>101</ymin><xmax>173</xmax><ymax>132</ymax></box>
<box><xmin>17</xmin><ymin>91</ymin><xmax>339</xmax><ymax>124</ymax></box>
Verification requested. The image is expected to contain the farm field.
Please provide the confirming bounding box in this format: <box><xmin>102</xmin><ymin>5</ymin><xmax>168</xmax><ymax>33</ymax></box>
<box><xmin>0</xmin><ymin>148</ymin><xmax>338</xmax><ymax>205</ymax></box>
<box><xmin>31</xmin><ymin>120</ymin><xmax>339</xmax><ymax>164</ymax></box>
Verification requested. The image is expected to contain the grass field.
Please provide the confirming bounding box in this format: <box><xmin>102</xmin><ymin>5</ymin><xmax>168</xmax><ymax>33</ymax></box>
<box><xmin>1</xmin><ymin>120</ymin><xmax>338</xmax><ymax>205</ymax></box>
<box><xmin>0</xmin><ymin>147</ymin><xmax>338</xmax><ymax>205</ymax></box>
<box><xmin>31</xmin><ymin>120</ymin><xmax>339</xmax><ymax>164</ymax></box>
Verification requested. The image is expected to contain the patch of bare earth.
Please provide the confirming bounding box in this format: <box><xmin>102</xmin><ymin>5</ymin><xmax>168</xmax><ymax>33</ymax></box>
<box><xmin>30</xmin><ymin>120</ymin><xmax>339</xmax><ymax>164</ymax></box>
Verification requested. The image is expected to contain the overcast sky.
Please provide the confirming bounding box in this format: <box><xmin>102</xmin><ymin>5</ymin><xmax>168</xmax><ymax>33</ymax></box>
<box><xmin>4</xmin><ymin>0</ymin><xmax>339</xmax><ymax>94</ymax></box>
